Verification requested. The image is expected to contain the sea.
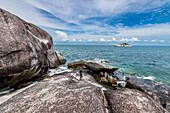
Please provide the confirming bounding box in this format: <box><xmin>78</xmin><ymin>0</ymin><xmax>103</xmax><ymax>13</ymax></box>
<box><xmin>54</xmin><ymin>45</ymin><xmax>170</xmax><ymax>85</ymax></box>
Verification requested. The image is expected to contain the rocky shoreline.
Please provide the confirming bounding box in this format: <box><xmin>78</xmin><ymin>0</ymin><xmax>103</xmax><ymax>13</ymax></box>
<box><xmin>0</xmin><ymin>8</ymin><xmax>169</xmax><ymax>113</ymax></box>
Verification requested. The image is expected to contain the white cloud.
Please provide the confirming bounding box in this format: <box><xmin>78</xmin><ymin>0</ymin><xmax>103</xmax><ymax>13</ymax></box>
<box><xmin>1</xmin><ymin>0</ymin><xmax>169</xmax><ymax>44</ymax></box>
<box><xmin>24</xmin><ymin>0</ymin><xmax>170</xmax><ymax>23</ymax></box>
<box><xmin>129</xmin><ymin>37</ymin><xmax>141</xmax><ymax>42</ymax></box>
<box><xmin>159</xmin><ymin>40</ymin><xmax>165</xmax><ymax>43</ymax></box>
<box><xmin>144</xmin><ymin>40</ymin><xmax>149</xmax><ymax>42</ymax></box>
<box><xmin>118</xmin><ymin>37</ymin><xmax>140</xmax><ymax>42</ymax></box>
<box><xmin>151</xmin><ymin>40</ymin><xmax>157</xmax><ymax>42</ymax></box>
<box><xmin>78</xmin><ymin>39</ymin><xmax>82</xmax><ymax>42</ymax></box>
<box><xmin>55</xmin><ymin>31</ymin><xmax>68</xmax><ymax>41</ymax></box>
<box><xmin>100</xmin><ymin>38</ymin><xmax>105</xmax><ymax>42</ymax></box>
<box><xmin>112</xmin><ymin>37</ymin><xmax>117</xmax><ymax>41</ymax></box>
<box><xmin>114</xmin><ymin>23</ymin><xmax>170</xmax><ymax>38</ymax></box>
<box><xmin>72</xmin><ymin>38</ymin><xmax>77</xmax><ymax>42</ymax></box>
<box><xmin>87</xmin><ymin>39</ymin><xmax>99</xmax><ymax>42</ymax></box>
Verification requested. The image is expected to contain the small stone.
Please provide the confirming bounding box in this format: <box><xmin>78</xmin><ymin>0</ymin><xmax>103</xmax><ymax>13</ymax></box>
<box><xmin>118</xmin><ymin>83</ymin><xmax>123</xmax><ymax>88</ymax></box>
<box><xmin>104</xmin><ymin>72</ymin><xmax>109</xmax><ymax>79</ymax></box>
<box><xmin>108</xmin><ymin>76</ymin><xmax>117</xmax><ymax>84</ymax></box>
<box><xmin>101</xmin><ymin>60</ymin><xmax>111</xmax><ymax>63</ymax></box>
<box><xmin>100</xmin><ymin>77</ymin><xmax>108</xmax><ymax>84</ymax></box>
<box><xmin>100</xmin><ymin>72</ymin><xmax>104</xmax><ymax>76</ymax></box>
<box><xmin>112</xmin><ymin>84</ymin><xmax>117</xmax><ymax>87</ymax></box>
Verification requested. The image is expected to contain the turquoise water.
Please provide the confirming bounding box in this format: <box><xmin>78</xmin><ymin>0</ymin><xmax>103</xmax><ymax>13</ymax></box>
<box><xmin>54</xmin><ymin>45</ymin><xmax>170</xmax><ymax>85</ymax></box>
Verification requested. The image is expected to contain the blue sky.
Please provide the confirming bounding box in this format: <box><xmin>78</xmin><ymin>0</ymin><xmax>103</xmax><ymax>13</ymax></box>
<box><xmin>0</xmin><ymin>0</ymin><xmax>170</xmax><ymax>45</ymax></box>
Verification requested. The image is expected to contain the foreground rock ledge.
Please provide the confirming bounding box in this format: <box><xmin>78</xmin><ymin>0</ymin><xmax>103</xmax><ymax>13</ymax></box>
<box><xmin>0</xmin><ymin>72</ymin><xmax>166</xmax><ymax>113</ymax></box>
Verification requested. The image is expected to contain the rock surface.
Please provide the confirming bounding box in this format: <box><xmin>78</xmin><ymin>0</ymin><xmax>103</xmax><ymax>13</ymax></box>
<box><xmin>84</xmin><ymin>61</ymin><xmax>119</xmax><ymax>73</ymax></box>
<box><xmin>0</xmin><ymin>8</ymin><xmax>66</xmax><ymax>88</ymax></box>
<box><xmin>68</xmin><ymin>60</ymin><xmax>118</xmax><ymax>72</ymax></box>
<box><xmin>0</xmin><ymin>72</ymin><xmax>166</xmax><ymax>113</ymax></box>
<box><xmin>105</xmin><ymin>88</ymin><xmax>166</xmax><ymax>113</ymax></box>
<box><xmin>125</xmin><ymin>76</ymin><xmax>170</xmax><ymax>112</ymax></box>
<box><xmin>67</xmin><ymin>60</ymin><xmax>86</xmax><ymax>70</ymax></box>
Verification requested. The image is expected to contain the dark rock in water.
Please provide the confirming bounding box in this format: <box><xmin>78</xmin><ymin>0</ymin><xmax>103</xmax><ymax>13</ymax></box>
<box><xmin>0</xmin><ymin>72</ymin><xmax>166</xmax><ymax>113</ymax></box>
<box><xmin>68</xmin><ymin>60</ymin><xmax>118</xmax><ymax>73</ymax></box>
<box><xmin>0</xmin><ymin>8</ymin><xmax>66</xmax><ymax>88</ymax></box>
<box><xmin>126</xmin><ymin>77</ymin><xmax>170</xmax><ymax>112</ymax></box>
<box><xmin>104</xmin><ymin>88</ymin><xmax>166</xmax><ymax>113</ymax></box>
<box><xmin>84</xmin><ymin>61</ymin><xmax>118</xmax><ymax>73</ymax></box>
<box><xmin>100</xmin><ymin>60</ymin><xmax>111</xmax><ymax>63</ymax></box>
<box><xmin>68</xmin><ymin>60</ymin><xmax>86</xmax><ymax>70</ymax></box>
<box><xmin>55</xmin><ymin>51</ymin><xmax>66</xmax><ymax>65</ymax></box>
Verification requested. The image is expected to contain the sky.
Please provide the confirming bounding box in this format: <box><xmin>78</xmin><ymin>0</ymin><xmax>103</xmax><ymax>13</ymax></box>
<box><xmin>0</xmin><ymin>0</ymin><xmax>170</xmax><ymax>45</ymax></box>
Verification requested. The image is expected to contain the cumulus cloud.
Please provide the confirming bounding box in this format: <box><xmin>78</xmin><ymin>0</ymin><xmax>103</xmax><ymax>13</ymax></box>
<box><xmin>71</xmin><ymin>38</ymin><xmax>77</xmax><ymax>42</ymax></box>
<box><xmin>100</xmin><ymin>38</ymin><xmax>105</xmax><ymax>42</ymax></box>
<box><xmin>118</xmin><ymin>37</ymin><xmax>140</xmax><ymax>42</ymax></box>
<box><xmin>159</xmin><ymin>40</ymin><xmax>165</xmax><ymax>43</ymax></box>
<box><xmin>151</xmin><ymin>40</ymin><xmax>157</xmax><ymax>42</ymax></box>
<box><xmin>1</xmin><ymin>0</ymin><xmax>170</xmax><ymax>44</ymax></box>
<box><xmin>55</xmin><ymin>31</ymin><xmax>68</xmax><ymax>41</ymax></box>
<box><xmin>112</xmin><ymin>37</ymin><xmax>117</xmax><ymax>41</ymax></box>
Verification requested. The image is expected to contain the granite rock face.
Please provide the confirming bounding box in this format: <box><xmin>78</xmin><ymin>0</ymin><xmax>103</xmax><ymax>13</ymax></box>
<box><xmin>0</xmin><ymin>72</ymin><xmax>166</xmax><ymax>113</ymax></box>
<box><xmin>0</xmin><ymin>8</ymin><xmax>65</xmax><ymax>88</ymax></box>
<box><xmin>105</xmin><ymin>88</ymin><xmax>166</xmax><ymax>113</ymax></box>
<box><xmin>125</xmin><ymin>77</ymin><xmax>170</xmax><ymax>112</ymax></box>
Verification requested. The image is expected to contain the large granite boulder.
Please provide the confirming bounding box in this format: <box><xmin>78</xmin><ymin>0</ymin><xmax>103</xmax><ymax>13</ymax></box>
<box><xmin>0</xmin><ymin>72</ymin><xmax>166</xmax><ymax>113</ymax></box>
<box><xmin>0</xmin><ymin>8</ymin><xmax>66</xmax><ymax>88</ymax></box>
<box><xmin>104</xmin><ymin>88</ymin><xmax>166</xmax><ymax>113</ymax></box>
<box><xmin>125</xmin><ymin>76</ymin><xmax>170</xmax><ymax>112</ymax></box>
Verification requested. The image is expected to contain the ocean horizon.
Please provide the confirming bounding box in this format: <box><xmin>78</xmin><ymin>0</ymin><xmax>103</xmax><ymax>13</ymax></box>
<box><xmin>54</xmin><ymin>44</ymin><xmax>170</xmax><ymax>85</ymax></box>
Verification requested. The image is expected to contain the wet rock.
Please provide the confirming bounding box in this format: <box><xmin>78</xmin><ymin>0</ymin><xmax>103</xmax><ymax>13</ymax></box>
<box><xmin>84</xmin><ymin>61</ymin><xmax>119</xmax><ymax>73</ymax></box>
<box><xmin>104</xmin><ymin>88</ymin><xmax>166</xmax><ymax>113</ymax></box>
<box><xmin>107</xmin><ymin>75</ymin><xmax>117</xmax><ymax>85</ymax></box>
<box><xmin>0</xmin><ymin>72</ymin><xmax>166</xmax><ymax>113</ymax></box>
<box><xmin>68</xmin><ymin>60</ymin><xmax>118</xmax><ymax>73</ymax></box>
<box><xmin>68</xmin><ymin>60</ymin><xmax>86</xmax><ymax>70</ymax></box>
<box><xmin>100</xmin><ymin>77</ymin><xmax>108</xmax><ymax>84</ymax></box>
<box><xmin>126</xmin><ymin>76</ymin><xmax>170</xmax><ymax>112</ymax></box>
<box><xmin>104</xmin><ymin>72</ymin><xmax>109</xmax><ymax>79</ymax></box>
<box><xmin>0</xmin><ymin>8</ymin><xmax>65</xmax><ymax>88</ymax></box>
<box><xmin>100</xmin><ymin>72</ymin><xmax>104</xmax><ymax>76</ymax></box>
<box><xmin>100</xmin><ymin>60</ymin><xmax>111</xmax><ymax>63</ymax></box>
<box><xmin>55</xmin><ymin>51</ymin><xmax>66</xmax><ymax>65</ymax></box>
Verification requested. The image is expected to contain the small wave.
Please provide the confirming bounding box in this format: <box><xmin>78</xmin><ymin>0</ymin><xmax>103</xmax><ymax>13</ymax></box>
<box><xmin>87</xmin><ymin>58</ymin><xmax>111</xmax><ymax>64</ymax></box>
<box><xmin>143</xmin><ymin>76</ymin><xmax>155</xmax><ymax>80</ymax></box>
<box><xmin>137</xmin><ymin>76</ymin><xmax>155</xmax><ymax>80</ymax></box>
<box><xmin>117</xmin><ymin>81</ymin><xmax>127</xmax><ymax>87</ymax></box>
<box><xmin>47</xmin><ymin>65</ymin><xmax>72</xmax><ymax>76</ymax></box>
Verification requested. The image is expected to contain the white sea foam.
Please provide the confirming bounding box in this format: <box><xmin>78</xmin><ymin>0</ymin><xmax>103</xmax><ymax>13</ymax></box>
<box><xmin>136</xmin><ymin>76</ymin><xmax>155</xmax><ymax>80</ymax></box>
<box><xmin>87</xmin><ymin>58</ymin><xmax>110</xmax><ymax>64</ymax></box>
<box><xmin>117</xmin><ymin>81</ymin><xmax>127</xmax><ymax>87</ymax></box>
<box><xmin>47</xmin><ymin>66</ymin><xmax>72</xmax><ymax>76</ymax></box>
<box><xmin>143</xmin><ymin>76</ymin><xmax>155</xmax><ymax>80</ymax></box>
